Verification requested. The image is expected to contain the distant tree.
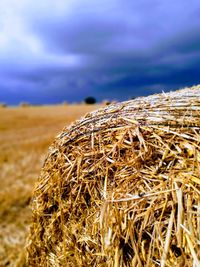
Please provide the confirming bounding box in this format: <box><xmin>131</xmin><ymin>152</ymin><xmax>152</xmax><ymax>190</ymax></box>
<box><xmin>84</xmin><ymin>96</ymin><xmax>96</xmax><ymax>104</ymax></box>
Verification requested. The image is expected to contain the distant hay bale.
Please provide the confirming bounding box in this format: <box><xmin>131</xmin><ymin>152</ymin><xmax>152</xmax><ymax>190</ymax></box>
<box><xmin>102</xmin><ymin>100</ymin><xmax>117</xmax><ymax>106</ymax></box>
<box><xmin>62</xmin><ymin>101</ymin><xmax>68</xmax><ymax>106</ymax></box>
<box><xmin>27</xmin><ymin>85</ymin><xmax>200</xmax><ymax>266</ymax></box>
<box><xmin>0</xmin><ymin>103</ymin><xmax>7</xmax><ymax>108</ymax></box>
<box><xmin>20</xmin><ymin>102</ymin><xmax>30</xmax><ymax>107</ymax></box>
<box><xmin>102</xmin><ymin>99</ymin><xmax>111</xmax><ymax>105</ymax></box>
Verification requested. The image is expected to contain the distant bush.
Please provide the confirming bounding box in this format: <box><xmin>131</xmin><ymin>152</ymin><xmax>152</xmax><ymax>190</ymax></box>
<box><xmin>20</xmin><ymin>102</ymin><xmax>30</xmax><ymax>107</ymax></box>
<box><xmin>84</xmin><ymin>96</ymin><xmax>96</xmax><ymax>104</ymax></box>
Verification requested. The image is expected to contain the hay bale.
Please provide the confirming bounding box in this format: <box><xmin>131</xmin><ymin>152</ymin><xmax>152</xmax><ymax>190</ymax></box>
<box><xmin>20</xmin><ymin>102</ymin><xmax>30</xmax><ymax>107</ymax></box>
<box><xmin>27</xmin><ymin>85</ymin><xmax>200</xmax><ymax>266</ymax></box>
<box><xmin>102</xmin><ymin>100</ymin><xmax>117</xmax><ymax>106</ymax></box>
<box><xmin>62</xmin><ymin>101</ymin><xmax>69</xmax><ymax>106</ymax></box>
<box><xmin>0</xmin><ymin>103</ymin><xmax>7</xmax><ymax>108</ymax></box>
<box><xmin>102</xmin><ymin>99</ymin><xmax>111</xmax><ymax>105</ymax></box>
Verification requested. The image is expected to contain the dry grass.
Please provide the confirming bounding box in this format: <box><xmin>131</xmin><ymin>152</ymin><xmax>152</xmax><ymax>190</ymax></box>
<box><xmin>27</xmin><ymin>86</ymin><xmax>200</xmax><ymax>266</ymax></box>
<box><xmin>0</xmin><ymin>104</ymin><xmax>102</xmax><ymax>266</ymax></box>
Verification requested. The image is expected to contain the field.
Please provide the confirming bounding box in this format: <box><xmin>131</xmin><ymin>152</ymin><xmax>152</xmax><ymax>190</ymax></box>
<box><xmin>0</xmin><ymin>104</ymin><xmax>103</xmax><ymax>266</ymax></box>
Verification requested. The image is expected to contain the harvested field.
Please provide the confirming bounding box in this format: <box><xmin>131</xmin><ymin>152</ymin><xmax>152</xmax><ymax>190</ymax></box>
<box><xmin>0</xmin><ymin>104</ymin><xmax>102</xmax><ymax>266</ymax></box>
<box><xmin>27</xmin><ymin>86</ymin><xmax>200</xmax><ymax>266</ymax></box>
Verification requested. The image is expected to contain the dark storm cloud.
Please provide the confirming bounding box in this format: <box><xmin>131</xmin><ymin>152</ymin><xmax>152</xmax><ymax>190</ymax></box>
<box><xmin>0</xmin><ymin>0</ymin><xmax>200</xmax><ymax>104</ymax></box>
<box><xmin>28</xmin><ymin>0</ymin><xmax>200</xmax><ymax>55</ymax></box>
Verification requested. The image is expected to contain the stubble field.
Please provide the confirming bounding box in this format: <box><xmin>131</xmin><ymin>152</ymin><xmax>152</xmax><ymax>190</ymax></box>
<box><xmin>0</xmin><ymin>104</ymin><xmax>102</xmax><ymax>266</ymax></box>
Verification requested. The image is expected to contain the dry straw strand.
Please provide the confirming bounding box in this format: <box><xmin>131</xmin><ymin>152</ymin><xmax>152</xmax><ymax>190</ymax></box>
<box><xmin>27</xmin><ymin>85</ymin><xmax>200</xmax><ymax>266</ymax></box>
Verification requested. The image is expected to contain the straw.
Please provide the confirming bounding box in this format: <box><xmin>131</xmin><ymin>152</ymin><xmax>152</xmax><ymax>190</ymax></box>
<box><xmin>27</xmin><ymin>85</ymin><xmax>200</xmax><ymax>266</ymax></box>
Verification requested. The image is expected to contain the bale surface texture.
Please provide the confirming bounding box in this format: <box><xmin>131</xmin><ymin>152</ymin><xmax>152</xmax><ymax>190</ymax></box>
<box><xmin>27</xmin><ymin>86</ymin><xmax>200</xmax><ymax>266</ymax></box>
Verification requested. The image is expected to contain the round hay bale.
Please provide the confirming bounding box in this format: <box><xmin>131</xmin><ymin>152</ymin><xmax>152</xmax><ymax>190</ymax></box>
<box><xmin>0</xmin><ymin>102</ymin><xmax>7</xmax><ymax>108</ymax></box>
<box><xmin>20</xmin><ymin>102</ymin><xmax>30</xmax><ymax>107</ymax></box>
<box><xmin>27</xmin><ymin>86</ymin><xmax>200</xmax><ymax>266</ymax></box>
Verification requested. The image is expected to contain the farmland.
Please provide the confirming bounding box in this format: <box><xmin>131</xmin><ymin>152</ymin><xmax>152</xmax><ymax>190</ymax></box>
<box><xmin>0</xmin><ymin>104</ymin><xmax>102</xmax><ymax>266</ymax></box>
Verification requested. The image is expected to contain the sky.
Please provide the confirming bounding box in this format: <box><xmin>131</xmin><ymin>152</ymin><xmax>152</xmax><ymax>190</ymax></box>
<box><xmin>0</xmin><ymin>0</ymin><xmax>200</xmax><ymax>105</ymax></box>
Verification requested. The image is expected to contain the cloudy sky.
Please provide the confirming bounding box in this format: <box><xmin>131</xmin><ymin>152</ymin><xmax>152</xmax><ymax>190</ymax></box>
<box><xmin>0</xmin><ymin>0</ymin><xmax>200</xmax><ymax>104</ymax></box>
